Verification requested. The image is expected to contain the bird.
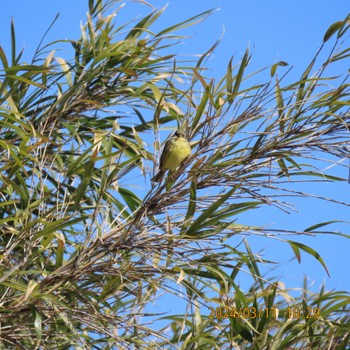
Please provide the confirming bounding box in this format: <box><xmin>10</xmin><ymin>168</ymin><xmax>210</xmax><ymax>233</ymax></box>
<box><xmin>152</xmin><ymin>130</ymin><xmax>191</xmax><ymax>183</ymax></box>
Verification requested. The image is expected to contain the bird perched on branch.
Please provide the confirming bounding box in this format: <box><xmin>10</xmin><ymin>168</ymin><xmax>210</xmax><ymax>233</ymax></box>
<box><xmin>152</xmin><ymin>130</ymin><xmax>191</xmax><ymax>183</ymax></box>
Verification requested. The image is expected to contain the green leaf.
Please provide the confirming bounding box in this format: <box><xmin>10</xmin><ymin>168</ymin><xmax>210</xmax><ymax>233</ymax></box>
<box><xmin>119</xmin><ymin>187</ymin><xmax>142</xmax><ymax>213</ymax></box>
<box><xmin>73</xmin><ymin>160</ymin><xmax>95</xmax><ymax>209</ymax></box>
<box><xmin>125</xmin><ymin>10</ymin><xmax>161</xmax><ymax>40</ymax></box>
<box><xmin>98</xmin><ymin>275</ymin><xmax>123</xmax><ymax>301</ymax></box>
<box><xmin>304</xmin><ymin>220</ymin><xmax>345</xmax><ymax>232</ymax></box>
<box><xmin>195</xmin><ymin>38</ymin><xmax>221</xmax><ymax>70</ymax></box>
<box><xmin>6</xmin><ymin>74</ymin><xmax>46</xmax><ymax>89</ymax></box>
<box><xmin>33</xmin><ymin>307</ymin><xmax>42</xmax><ymax>341</ymax></box>
<box><xmin>0</xmin><ymin>45</ymin><xmax>9</xmax><ymax>69</ymax></box>
<box><xmin>183</xmin><ymin>177</ymin><xmax>197</xmax><ymax>228</ymax></box>
<box><xmin>34</xmin><ymin>217</ymin><xmax>86</xmax><ymax>239</ymax></box>
<box><xmin>244</xmin><ymin>239</ymin><xmax>263</xmax><ymax>288</ymax></box>
<box><xmin>185</xmin><ymin>186</ymin><xmax>237</xmax><ymax>237</ymax></box>
<box><xmin>275</xmin><ymin>76</ymin><xmax>285</xmax><ymax>133</ymax></box>
<box><xmin>323</xmin><ymin>20</ymin><xmax>344</xmax><ymax>42</ymax></box>
<box><xmin>296</xmin><ymin>56</ymin><xmax>317</xmax><ymax>103</ymax></box>
<box><xmin>55</xmin><ymin>234</ymin><xmax>65</xmax><ymax>268</ymax></box>
<box><xmin>11</xmin><ymin>18</ymin><xmax>16</xmax><ymax>66</ymax></box>
<box><xmin>270</xmin><ymin>61</ymin><xmax>289</xmax><ymax>77</ymax></box>
<box><xmin>277</xmin><ymin>158</ymin><xmax>289</xmax><ymax>178</ymax></box>
<box><xmin>230</xmin><ymin>49</ymin><xmax>250</xmax><ymax>103</ymax></box>
<box><xmin>226</xmin><ymin>56</ymin><xmax>234</xmax><ymax>94</ymax></box>
<box><xmin>156</xmin><ymin>9</ymin><xmax>214</xmax><ymax>38</ymax></box>
<box><xmin>288</xmin><ymin>240</ymin><xmax>330</xmax><ymax>277</ymax></box>
<box><xmin>191</xmin><ymin>76</ymin><xmax>210</xmax><ymax>133</ymax></box>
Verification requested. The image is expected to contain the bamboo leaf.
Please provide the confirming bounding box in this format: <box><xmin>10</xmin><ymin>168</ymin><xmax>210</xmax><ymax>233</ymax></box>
<box><xmin>11</xmin><ymin>17</ymin><xmax>16</xmax><ymax>66</ymax></box>
<box><xmin>230</xmin><ymin>49</ymin><xmax>250</xmax><ymax>102</ymax></box>
<box><xmin>33</xmin><ymin>308</ymin><xmax>42</xmax><ymax>341</ymax></box>
<box><xmin>119</xmin><ymin>187</ymin><xmax>142</xmax><ymax>212</ymax></box>
<box><xmin>183</xmin><ymin>176</ymin><xmax>197</xmax><ymax>228</ymax></box>
<box><xmin>125</xmin><ymin>10</ymin><xmax>161</xmax><ymax>40</ymax></box>
<box><xmin>304</xmin><ymin>220</ymin><xmax>346</xmax><ymax>233</ymax></box>
<box><xmin>73</xmin><ymin>160</ymin><xmax>95</xmax><ymax>209</ymax></box>
<box><xmin>191</xmin><ymin>76</ymin><xmax>210</xmax><ymax>132</ymax></box>
<box><xmin>270</xmin><ymin>61</ymin><xmax>288</xmax><ymax>77</ymax></box>
<box><xmin>6</xmin><ymin>74</ymin><xmax>46</xmax><ymax>89</ymax></box>
<box><xmin>0</xmin><ymin>45</ymin><xmax>9</xmax><ymax>69</ymax></box>
<box><xmin>226</xmin><ymin>56</ymin><xmax>234</xmax><ymax>94</ymax></box>
<box><xmin>55</xmin><ymin>57</ymin><xmax>73</xmax><ymax>87</ymax></box>
<box><xmin>288</xmin><ymin>240</ymin><xmax>330</xmax><ymax>277</ymax></box>
<box><xmin>34</xmin><ymin>217</ymin><xmax>86</xmax><ymax>239</ymax></box>
<box><xmin>275</xmin><ymin>76</ymin><xmax>285</xmax><ymax>133</ymax></box>
<box><xmin>186</xmin><ymin>186</ymin><xmax>237</xmax><ymax>237</ymax></box>
<box><xmin>323</xmin><ymin>20</ymin><xmax>344</xmax><ymax>42</ymax></box>
<box><xmin>156</xmin><ymin>9</ymin><xmax>214</xmax><ymax>38</ymax></box>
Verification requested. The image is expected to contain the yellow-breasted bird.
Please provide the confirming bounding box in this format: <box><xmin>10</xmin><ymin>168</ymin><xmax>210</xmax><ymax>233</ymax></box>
<box><xmin>152</xmin><ymin>130</ymin><xmax>191</xmax><ymax>182</ymax></box>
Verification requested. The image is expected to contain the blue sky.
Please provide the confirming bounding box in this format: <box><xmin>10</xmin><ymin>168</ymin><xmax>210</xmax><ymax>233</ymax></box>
<box><xmin>1</xmin><ymin>1</ymin><xmax>349</xmax><ymax>299</ymax></box>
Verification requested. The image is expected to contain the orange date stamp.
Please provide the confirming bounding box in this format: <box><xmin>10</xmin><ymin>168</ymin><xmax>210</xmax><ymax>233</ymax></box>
<box><xmin>208</xmin><ymin>306</ymin><xmax>320</xmax><ymax>320</ymax></box>
<box><xmin>209</xmin><ymin>306</ymin><xmax>279</xmax><ymax>319</ymax></box>
<box><xmin>286</xmin><ymin>307</ymin><xmax>320</xmax><ymax>319</ymax></box>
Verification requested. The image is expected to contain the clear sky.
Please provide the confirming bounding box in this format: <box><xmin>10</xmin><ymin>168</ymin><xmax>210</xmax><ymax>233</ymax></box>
<box><xmin>1</xmin><ymin>1</ymin><xmax>349</xmax><ymax>296</ymax></box>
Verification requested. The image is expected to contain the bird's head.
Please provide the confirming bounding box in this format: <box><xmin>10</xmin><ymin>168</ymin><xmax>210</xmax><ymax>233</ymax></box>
<box><xmin>175</xmin><ymin>130</ymin><xmax>186</xmax><ymax>138</ymax></box>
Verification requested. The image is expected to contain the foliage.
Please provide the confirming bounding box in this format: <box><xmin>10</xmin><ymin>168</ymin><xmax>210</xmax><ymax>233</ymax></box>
<box><xmin>0</xmin><ymin>0</ymin><xmax>349</xmax><ymax>348</ymax></box>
